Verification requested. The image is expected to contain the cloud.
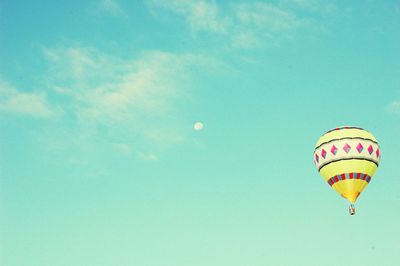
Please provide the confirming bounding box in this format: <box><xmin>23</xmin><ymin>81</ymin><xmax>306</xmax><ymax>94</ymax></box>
<box><xmin>279</xmin><ymin>0</ymin><xmax>338</xmax><ymax>16</ymax></box>
<box><xmin>232</xmin><ymin>2</ymin><xmax>310</xmax><ymax>47</ymax></box>
<box><xmin>42</xmin><ymin>46</ymin><xmax>228</xmax><ymax>129</ymax></box>
<box><xmin>112</xmin><ymin>143</ymin><xmax>132</xmax><ymax>154</ymax></box>
<box><xmin>0</xmin><ymin>42</ymin><xmax>231</xmax><ymax>165</ymax></box>
<box><xmin>32</xmin><ymin>45</ymin><xmax>221</xmax><ymax>161</ymax></box>
<box><xmin>0</xmin><ymin>79</ymin><xmax>56</xmax><ymax>117</ymax></box>
<box><xmin>150</xmin><ymin>0</ymin><xmax>318</xmax><ymax>48</ymax></box>
<box><xmin>43</xmin><ymin>47</ymin><xmax>193</xmax><ymax>126</ymax></box>
<box><xmin>100</xmin><ymin>0</ymin><xmax>125</xmax><ymax>15</ymax></box>
<box><xmin>43</xmin><ymin>47</ymin><xmax>121</xmax><ymax>82</ymax></box>
<box><xmin>137</xmin><ymin>151</ymin><xmax>158</xmax><ymax>161</ymax></box>
<box><xmin>151</xmin><ymin>0</ymin><xmax>228</xmax><ymax>33</ymax></box>
<box><xmin>90</xmin><ymin>0</ymin><xmax>126</xmax><ymax>17</ymax></box>
<box><xmin>388</xmin><ymin>101</ymin><xmax>400</xmax><ymax>114</ymax></box>
<box><xmin>280</xmin><ymin>0</ymin><xmax>319</xmax><ymax>11</ymax></box>
<box><xmin>235</xmin><ymin>3</ymin><xmax>303</xmax><ymax>32</ymax></box>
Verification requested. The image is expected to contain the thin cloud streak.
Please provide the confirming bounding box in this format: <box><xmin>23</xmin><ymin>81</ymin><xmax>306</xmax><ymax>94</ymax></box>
<box><xmin>151</xmin><ymin>0</ymin><xmax>229</xmax><ymax>33</ymax></box>
<box><xmin>137</xmin><ymin>151</ymin><xmax>158</xmax><ymax>161</ymax></box>
<box><xmin>44</xmin><ymin>48</ymin><xmax>191</xmax><ymax>126</ymax></box>
<box><xmin>0</xmin><ymin>79</ymin><xmax>56</xmax><ymax>117</ymax></box>
<box><xmin>150</xmin><ymin>0</ymin><xmax>320</xmax><ymax>48</ymax></box>
<box><xmin>92</xmin><ymin>0</ymin><xmax>126</xmax><ymax>16</ymax></box>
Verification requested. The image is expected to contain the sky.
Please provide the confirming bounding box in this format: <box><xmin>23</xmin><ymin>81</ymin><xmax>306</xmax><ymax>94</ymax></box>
<box><xmin>1</xmin><ymin>0</ymin><xmax>400</xmax><ymax>265</ymax></box>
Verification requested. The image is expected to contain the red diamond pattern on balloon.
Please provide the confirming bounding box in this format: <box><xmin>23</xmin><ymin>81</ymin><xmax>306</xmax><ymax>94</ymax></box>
<box><xmin>315</xmin><ymin>154</ymin><xmax>319</xmax><ymax>163</ymax></box>
<box><xmin>331</xmin><ymin>145</ymin><xmax>338</xmax><ymax>155</ymax></box>
<box><xmin>343</xmin><ymin>143</ymin><xmax>351</xmax><ymax>153</ymax></box>
<box><xmin>368</xmin><ymin>145</ymin><xmax>374</xmax><ymax>155</ymax></box>
<box><xmin>321</xmin><ymin>149</ymin><xmax>327</xmax><ymax>159</ymax></box>
<box><xmin>356</xmin><ymin>143</ymin><xmax>364</xmax><ymax>153</ymax></box>
<box><xmin>376</xmin><ymin>148</ymin><xmax>380</xmax><ymax>158</ymax></box>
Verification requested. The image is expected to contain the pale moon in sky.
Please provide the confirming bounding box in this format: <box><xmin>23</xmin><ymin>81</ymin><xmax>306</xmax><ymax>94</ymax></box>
<box><xmin>194</xmin><ymin>122</ymin><xmax>204</xmax><ymax>131</ymax></box>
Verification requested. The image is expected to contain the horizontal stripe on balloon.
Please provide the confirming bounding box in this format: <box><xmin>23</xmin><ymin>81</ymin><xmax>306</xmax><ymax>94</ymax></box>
<box><xmin>318</xmin><ymin>157</ymin><xmax>379</xmax><ymax>172</ymax></box>
<box><xmin>324</xmin><ymin>127</ymin><xmax>364</xmax><ymax>134</ymax></box>
<box><xmin>314</xmin><ymin>137</ymin><xmax>378</xmax><ymax>150</ymax></box>
<box><xmin>327</xmin><ymin>173</ymin><xmax>371</xmax><ymax>186</ymax></box>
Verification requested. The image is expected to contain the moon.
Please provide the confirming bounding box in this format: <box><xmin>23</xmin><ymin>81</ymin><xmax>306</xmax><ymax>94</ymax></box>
<box><xmin>194</xmin><ymin>122</ymin><xmax>204</xmax><ymax>131</ymax></box>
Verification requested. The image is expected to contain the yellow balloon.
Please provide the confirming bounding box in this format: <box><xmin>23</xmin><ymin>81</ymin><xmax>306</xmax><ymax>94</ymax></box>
<box><xmin>314</xmin><ymin>127</ymin><xmax>381</xmax><ymax>204</ymax></box>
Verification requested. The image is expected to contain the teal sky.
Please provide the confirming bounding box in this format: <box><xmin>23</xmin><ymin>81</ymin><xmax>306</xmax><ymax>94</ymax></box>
<box><xmin>1</xmin><ymin>1</ymin><xmax>400</xmax><ymax>265</ymax></box>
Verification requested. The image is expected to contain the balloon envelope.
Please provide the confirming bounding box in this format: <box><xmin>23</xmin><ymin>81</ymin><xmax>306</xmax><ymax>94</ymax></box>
<box><xmin>314</xmin><ymin>127</ymin><xmax>381</xmax><ymax>203</ymax></box>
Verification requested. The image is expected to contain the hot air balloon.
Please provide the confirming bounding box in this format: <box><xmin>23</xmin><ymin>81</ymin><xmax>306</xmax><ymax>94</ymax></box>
<box><xmin>314</xmin><ymin>126</ymin><xmax>381</xmax><ymax>215</ymax></box>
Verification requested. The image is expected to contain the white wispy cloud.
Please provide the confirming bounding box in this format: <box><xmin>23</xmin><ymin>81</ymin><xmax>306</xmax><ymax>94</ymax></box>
<box><xmin>235</xmin><ymin>3</ymin><xmax>303</xmax><ymax>32</ymax></box>
<box><xmin>43</xmin><ymin>47</ymin><xmax>122</xmax><ymax>82</ymax></box>
<box><xmin>100</xmin><ymin>0</ymin><xmax>125</xmax><ymax>15</ymax></box>
<box><xmin>43</xmin><ymin>46</ymin><xmax>229</xmax><ymax>128</ymax></box>
<box><xmin>151</xmin><ymin>0</ymin><xmax>228</xmax><ymax>33</ymax></box>
<box><xmin>112</xmin><ymin>142</ymin><xmax>132</xmax><ymax>155</ymax></box>
<box><xmin>232</xmin><ymin>2</ymin><xmax>310</xmax><ymax>47</ymax></box>
<box><xmin>280</xmin><ymin>0</ymin><xmax>318</xmax><ymax>11</ymax></box>
<box><xmin>89</xmin><ymin>0</ymin><xmax>126</xmax><ymax>17</ymax></box>
<box><xmin>33</xmin><ymin>45</ymin><xmax>223</xmax><ymax>160</ymax></box>
<box><xmin>137</xmin><ymin>151</ymin><xmax>158</xmax><ymax>161</ymax></box>
<box><xmin>0</xmin><ymin>79</ymin><xmax>56</xmax><ymax>117</ymax></box>
<box><xmin>0</xmin><ymin>41</ymin><xmax>232</xmax><ymax>165</ymax></box>
<box><xmin>150</xmin><ymin>0</ymin><xmax>319</xmax><ymax>48</ymax></box>
<box><xmin>279</xmin><ymin>0</ymin><xmax>338</xmax><ymax>15</ymax></box>
<box><xmin>44</xmin><ymin>47</ymin><xmax>192</xmax><ymax>126</ymax></box>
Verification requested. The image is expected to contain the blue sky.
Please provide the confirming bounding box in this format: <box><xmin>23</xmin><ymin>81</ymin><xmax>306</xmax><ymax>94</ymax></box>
<box><xmin>1</xmin><ymin>1</ymin><xmax>400</xmax><ymax>265</ymax></box>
